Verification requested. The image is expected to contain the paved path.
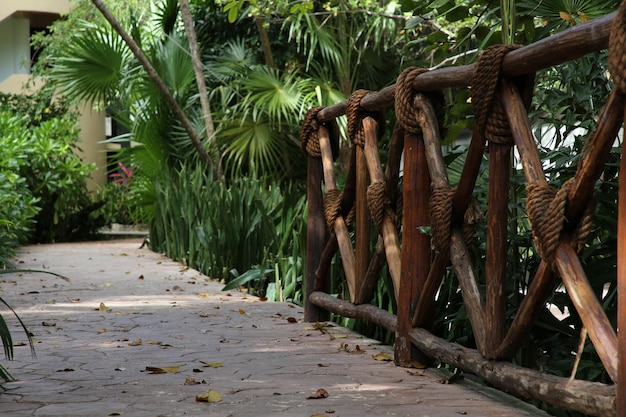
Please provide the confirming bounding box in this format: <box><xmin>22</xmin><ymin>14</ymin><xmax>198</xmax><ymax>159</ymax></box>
<box><xmin>0</xmin><ymin>239</ymin><xmax>547</xmax><ymax>417</ymax></box>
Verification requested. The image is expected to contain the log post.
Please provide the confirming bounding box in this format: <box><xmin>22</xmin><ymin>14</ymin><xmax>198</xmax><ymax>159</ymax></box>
<box><xmin>355</xmin><ymin>143</ymin><xmax>370</xmax><ymax>300</ymax></box>
<box><xmin>395</xmin><ymin>132</ymin><xmax>431</xmax><ymax>366</ymax></box>
<box><xmin>618</xmin><ymin>105</ymin><xmax>626</xmax><ymax>417</ymax></box>
<box><xmin>304</xmin><ymin>153</ymin><xmax>330</xmax><ymax>322</ymax></box>
<box><xmin>485</xmin><ymin>142</ymin><xmax>510</xmax><ymax>357</ymax></box>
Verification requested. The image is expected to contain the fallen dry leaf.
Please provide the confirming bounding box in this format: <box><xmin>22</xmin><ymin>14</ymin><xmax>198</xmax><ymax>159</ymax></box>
<box><xmin>184</xmin><ymin>377</ymin><xmax>201</xmax><ymax>385</ymax></box>
<box><xmin>97</xmin><ymin>328</ymin><xmax>107</xmax><ymax>333</ymax></box>
<box><xmin>195</xmin><ymin>390</ymin><xmax>222</xmax><ymax>403</ymax></box>
<box><xmin>128</xmin><ymin>338</ymin><xmax>142</xmax><ymax>346</ymax></box>
<box><xmin>372</xmin><ymin>351</ymin><xmax>394</xmax><ymax>362</ymax></box>
<box><xmin>138</xmin><ymin>275</ymin><xmax>144</xmax><ymax>280</ymax></box>
<box><xmin>310</xmin><ymin>414</ymin><xmax>329</xmax><ymax>417</ymax></box>
<box><xmin>107</xmin><ymin>412</ymin><xmax>123</xmax><ymax>416</ymax></box>
<box><xmin>99</xmin><ymin>302</ymin><xmax>112</xmax><ymax>312</ymax></box>
<box><xmin>307</xmin><ymin>388</ymin><xmax>329</xmax><ymax>399</ymax></box>
<box><xmin>200</xmin><ymin>361</ymin><xmax>223</xmax><ymax>368</ymax></box>
<box><xmin>42</xmin><ymin>321</ymin><xmax>56</xmax><ymax>327</ymax></box>
<box><xmin>286</xmin><ymin>317</ymin><xmax>298</xmax><ymax>323</ymax></box>
<box><xmin>238</xmin><ymin>309</ymin><xmax>246</xmax><ymax>315</ymax></box>
<box><xmin>145</xmin><ymin>365</ymin><xmax>181</xmax><ymax>374</ymax></box>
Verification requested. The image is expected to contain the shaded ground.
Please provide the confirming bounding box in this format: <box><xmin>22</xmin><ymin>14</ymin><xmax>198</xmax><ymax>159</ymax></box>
<box><xmin>0</xmin><ymin>239</ymin><xmax>547</xmax><ymax>417</ymax></box>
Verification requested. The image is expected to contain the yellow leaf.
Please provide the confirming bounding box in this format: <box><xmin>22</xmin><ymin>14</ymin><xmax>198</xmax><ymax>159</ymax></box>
<box><xmin>107</xmin><ymin>412</ymin><xmax>123</xmax><ymax>416</ymax></box>
<box><xmin>145</xmin><ymin>365</ymin><xmax>181</xmax><ymax>374</ymax></box>
<box><xmin>578</xmin><ymin>11</ymin><xmax>590</xmax><ymax>23</ymax></box>
<box><xmin>198</xmin><ymin>293</ymin><xmax>210</xmax><ymax>298</ymax></box>
<box><xmin>559</xmin><ymin>11</ymin><xmax>576</xmax><ymax>25</ymax></box>
<box><xmin>97</xmin><ymin>328</ymin><xmax>107</xmax><ymax>333</ymax></box>
<box><xmin>99</xmin><ymin>302</ymin><xmax>112</xmax><ymax>312</ymax></box>
<box><xmin>372</xmin><ymin>351</ymin><xmax>394</xmax><ymax>361</ymax></box>
<box><xmin>196</xmin><ymin>390</ymin><xmax>222</xmax><ymax>403</ymax></box>
<box><xmin>200</xmin><ymin>361</ymin><xmax>224</xmax><ymax>368</ymax></box>
<box><xmin>238</xmin><ymin>309</ymin><xmax>246</xmax><ymax>315</ymax></box>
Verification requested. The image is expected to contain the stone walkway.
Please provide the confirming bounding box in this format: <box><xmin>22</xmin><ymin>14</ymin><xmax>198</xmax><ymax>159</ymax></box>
<box><xmin>0</xmin><ymin>239</ymin><xmax>547</xmax><ymax>417</ymax></box>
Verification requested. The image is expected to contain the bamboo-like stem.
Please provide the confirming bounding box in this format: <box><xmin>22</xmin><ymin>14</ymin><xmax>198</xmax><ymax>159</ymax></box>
<box><xmin>415</xmin><ymin>95</ymin><xmax>486</xmax><ymax>353</ymax></box>
<box><xmin>501</xmin><ymin>80</ymin><xmax>618</xmax><ymax>381</ymax></box>
<box><xmin>318</xmin><ymin>126</ymin><xmax>357</xmax><ymax>301</ymax></box>
<box><xmin>362</xmin><ymin>117</ymin><xmax>402</xmax><ymax>299</ymax></box>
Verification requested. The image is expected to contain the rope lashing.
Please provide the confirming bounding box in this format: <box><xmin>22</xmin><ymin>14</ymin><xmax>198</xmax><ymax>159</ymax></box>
<box><xmin>346</xmin><ymin>90</ymin><xmax>385</xmax><ymax>147</ymax></box>
<box><xmin>472</xmin><ymin>44</ymin><xmax>535</xmax><ymax>145</ymax></box>
<box><xmin>367</xmin><ymin>181</ymin><xmax>393</xmax><ymax>233</ymax></box>
<box><xmin>300</xmin><ymin>106</ymin><xmax>339</xmax><ymax>158</ymax></box>
<box><xmin>526</xmin><ymin>179</ymin><xmax>595</xmax><ymax>265</ymax></box>
<box><xmin>609</xmin><ymin>0</ymin><xmax>626</xmax><ymax>94</ymax></box>
<box><xmin>430</xmin><ymin>186</ymin><xmax>455</xmax><ymax>254</ymax></box>
<box><xmin>395</xmin><ymin>67</ymin><xmax>446</xmax><ymax>136</ymax></box>
<box><xmin>323</xmin><ymin>189</ymin><xmax>343</xmax><ymax>230</ymax></box>
<box><xmin>323</xmin><ymin>188</ymin><xmax>356</xmax><ymax>231</ymax></box>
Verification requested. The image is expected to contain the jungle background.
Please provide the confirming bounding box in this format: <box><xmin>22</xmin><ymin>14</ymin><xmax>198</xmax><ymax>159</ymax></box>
<box><xmin>1</xmin><ymin>1</ymin><xmax>623</xmax><ymax>415</ymax></box>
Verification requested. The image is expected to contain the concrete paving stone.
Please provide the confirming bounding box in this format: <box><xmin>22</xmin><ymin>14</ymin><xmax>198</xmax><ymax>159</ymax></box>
<box><xmin>0</xmin><ymin>240</ymin><xmax>549</xmax><ymax>417</ymax></box>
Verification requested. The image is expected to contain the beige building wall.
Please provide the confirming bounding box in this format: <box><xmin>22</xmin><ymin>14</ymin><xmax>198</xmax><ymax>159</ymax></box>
<box><xmin>0</xmin><ymin>0</ymin><xmax>107</xmax><ymax>191</ymax></box>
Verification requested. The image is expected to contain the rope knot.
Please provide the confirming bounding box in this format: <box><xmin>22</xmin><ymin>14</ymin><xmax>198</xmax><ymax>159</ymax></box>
<box><xmin>346</xmin><ymin>90</ymin><xmax>385</xmax><ymax>147</ymax></box>
<box><xmin>526</xmin><ymin>179</ymin><xmax>595</xmax><ymax>265</ymax></box>
<box><xmin>300</xmin><ymin>106</ymin><xmax>338</xmax><ymax>158</ymax></box>
<box><xmin>395</xmin><ymin>67</ymin><xmax>446</xmax><ymax>137</ymax></box>
<box><xmin>367</xmin><ymin>181</ymin><xmax>393</xmax><ymax>232</ymax></box>
<box><xmin>609</xmin><ymin>0</ymin><xmax>626</xmax><ymax>94</ymax></box>
<box><xmin>472</xmin><ymin>45</ymin><xmax>535</xmax><ymax>146</ymax></box>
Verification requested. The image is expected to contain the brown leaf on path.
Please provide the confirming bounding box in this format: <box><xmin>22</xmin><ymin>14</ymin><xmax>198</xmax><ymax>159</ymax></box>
<box><xmin>184</xmin><ymin>377</ymin><xmax>201</xmax><ymax>385</ymax></box>
<box><xmin>258</xmin><ymin>297</ymin><xmax>268</xmax><ymax>302</ymax></box>
<box><xmin>145</xmin><ymin>365</ymin><xmax>181</xmax><ymax>374</ymax></box>
<box><xmin>310</xmin><ymin>414</ymin><xmax>329</xmax><ymax>417</ymax></box>
<box><xmin>42</xmin><ymin>321</ymin><xmax>56</xmax><ymax>327</ymax></box>
<box><xmin>138</xmin><ymin>275</ymin><xmax>144</xmax><ymax>280</ymax></box>
<box><xmin>128</xmin><ymin>338</ymin><xmax>142</xmax><ymax>346</ymax></box>
<box><xmin>372</xmin><ymin>351</ymin><xmax>394</xmax><ymax>361</ymax></box>
<box><xmin>172</xmin><ymin>285</ymin><xmax>183</xmax><ymax>291</ymax></box>
<box><xmin>307</xmin><ymin>388</ymin><xmax>329</xmax><ymax>399</ymax></box>
<box><xmin>97</xmin><ymin>328</ymin><xmax>107</xmax><ymax>333</ymax></box>
<box><xmin>196</xmin><ymin>390</ymin><xmax>222</xmax><ymax>403</ymax></box>
<box><xmin>107</xmin><ymin>412</ymin><xmax>123</xmax><ymax>416</ymax></box>
<box><xmin>238</xmin><ymin>309</ymin><xmax>246</xmax><ymax>315</ymax></box>
<box><xmin>287</xmin><ymin>317</ymin><xmax>298</xmax><ymax>323</ymax></box>
<box><xmin>99</xmin><ymin>302</ymin><xmax>112</xmax><ymax>312</ymax></box>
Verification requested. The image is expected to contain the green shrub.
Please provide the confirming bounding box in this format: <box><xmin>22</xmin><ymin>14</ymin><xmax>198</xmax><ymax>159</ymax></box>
<box><xmin>149</xmin><ymin>164</ymin><xmax>306</xmax><ymax>303</ymax></box>
<box><xmin>0</xmin><ymin>91</ymin><xmax>106</xmax><ymax>244</ymax></box>
<box><xmin>0</xmin><ymin>113</ymin><xmax>40</xmax><ymax>266</ymax></box>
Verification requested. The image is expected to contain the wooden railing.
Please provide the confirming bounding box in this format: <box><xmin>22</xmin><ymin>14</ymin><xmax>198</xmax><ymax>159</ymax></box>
<box><xmin>300</xmin><ymin>5</ymin><xmax>626</xmax><ymax>417</ymax></box>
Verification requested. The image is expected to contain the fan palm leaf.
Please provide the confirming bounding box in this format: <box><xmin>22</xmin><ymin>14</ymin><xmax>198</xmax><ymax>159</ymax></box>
<box><xmin>51</xmin><ymin>21</ymin><xmax>131</xmax><ymax>105</ymax></box>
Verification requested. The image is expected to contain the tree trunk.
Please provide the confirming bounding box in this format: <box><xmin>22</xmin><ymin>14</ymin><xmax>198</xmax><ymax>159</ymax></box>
<box><xmin>254</xmin><ymin>15</ymin><xmax>274</xmax><ymax>68</ymax></box>
<box><xmin>179</xmin><ymin>0</ymin><xmax>222</xmax><ymax>177</ymax></box>
<box><xmin>90</xmin><ymin>0</ymin><xmax>214</xmax><ymax>170</ymax></box>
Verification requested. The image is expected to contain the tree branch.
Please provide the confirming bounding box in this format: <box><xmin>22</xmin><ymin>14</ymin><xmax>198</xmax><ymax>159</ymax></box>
<box><xmin>90</xmin><ymin>0</ymin><xmax>213</xmax><ymax>168</ymax></box>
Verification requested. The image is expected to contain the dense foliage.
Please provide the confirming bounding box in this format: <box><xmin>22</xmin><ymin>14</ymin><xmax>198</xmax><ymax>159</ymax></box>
<box><xmin>7</xmin><ymin>1</ymin><xmax>622</xmax><ymax>414</ymax></box>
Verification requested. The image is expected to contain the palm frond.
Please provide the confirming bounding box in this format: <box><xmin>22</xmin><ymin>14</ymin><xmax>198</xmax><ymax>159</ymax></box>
<box><xmin>51</xmin><ymin>21</ymin><xmax>131</xmax><ymax>104</ymax></box>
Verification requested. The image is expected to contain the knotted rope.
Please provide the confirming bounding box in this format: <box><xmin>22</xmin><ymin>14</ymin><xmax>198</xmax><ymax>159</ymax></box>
<box><xmin>346</xmin><ymin>89</ymin><xmax>385</xmax><ymax>147</ymax></box>
<box><xmin>472</xmin><ymin>44</ymin><xmax>535</xmax><ymax>145</ymax></box>
<box><xmin>526</xmin><ymin>179</ymin><xmax>595</xmax><ymax>265</ymax></box>
<box><xmin>300</xmin><ymin>106</ymin><xmax>339</xmax><ymax>158</ymax></box>
<box><xmin>395</xmin><ymin>67</ymin><xmax>446</xmax><ymax>136</ymax></box>
<box><xmin>609</xmin><ymin>0</ymin><xmax>626</xmax><ymax>95</ymax></box>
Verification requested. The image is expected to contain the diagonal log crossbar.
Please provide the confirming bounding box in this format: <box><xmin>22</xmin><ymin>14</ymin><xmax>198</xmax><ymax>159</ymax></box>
<box><xmin>302</xmin><ymin>7</ymin><xmax>626</xmax><ymax>417</ymax></box>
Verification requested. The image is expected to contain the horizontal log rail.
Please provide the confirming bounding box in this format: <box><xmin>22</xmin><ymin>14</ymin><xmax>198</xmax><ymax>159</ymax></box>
<box><xmin>301</xmin><ymin>6</ymin><xmax>626</xmax><ymax>417</ymax></box>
